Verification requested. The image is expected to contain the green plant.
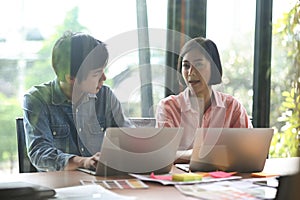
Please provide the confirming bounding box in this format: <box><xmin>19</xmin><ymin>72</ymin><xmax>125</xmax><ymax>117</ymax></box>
<box><xmin>0</xmin><ymin>93</ymin><xmax>22</xmax><ymax>172</ymax></box>
<box><xmin>270</xmin><ymin>1</ymin><xmax>300</xmax><ymax>157</ymax></box>
<box><xmin>25</xmin><ymin>7</ymin><xmax>88</xmax><ymax>89</ymax></box>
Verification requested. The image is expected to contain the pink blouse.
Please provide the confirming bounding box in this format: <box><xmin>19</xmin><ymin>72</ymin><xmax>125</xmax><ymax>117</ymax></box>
<box><xmin>155</xmin><ymin>88</ymin><xmax>253</xmax><ymax>150</ymax></box>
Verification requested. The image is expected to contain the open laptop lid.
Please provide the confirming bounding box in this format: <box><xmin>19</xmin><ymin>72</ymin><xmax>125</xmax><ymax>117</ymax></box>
<box><xmin>189</xmin><ymin>128</ymin><xmax>274</xmax><ymax>173</ymax></box>
<box><xmin>95</xmin><ymin>127</ymin><xmax>183</xmax><ymax>176</ymax></box>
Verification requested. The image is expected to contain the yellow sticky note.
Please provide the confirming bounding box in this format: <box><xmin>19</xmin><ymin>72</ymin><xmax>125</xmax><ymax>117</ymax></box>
<box><xmin>172</xmin><ymin>173</ymin><xmax>203</xmax><ymax>182</ymax></box>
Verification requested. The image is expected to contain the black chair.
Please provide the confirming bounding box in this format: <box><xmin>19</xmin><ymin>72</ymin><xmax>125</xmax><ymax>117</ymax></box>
<box><xmin>16</xmin><ymin>117</ymin><xmax>37</xmax><ymax>173</ymax></box>
<box><xmin>275</xmin><ymin>171</ymin><xmax>300</xmax><ymax>200</ymax></box>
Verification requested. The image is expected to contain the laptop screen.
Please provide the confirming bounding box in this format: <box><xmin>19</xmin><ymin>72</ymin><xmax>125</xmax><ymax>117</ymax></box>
<box><xmin>189</xmin><ymin>128</ymin><xmax>274</xmax><ymax>173</ymax></box>
<box><xmin>96</xmin><ymin>127</ymin><xmax>183</xmax><ymax>175</ymax></box>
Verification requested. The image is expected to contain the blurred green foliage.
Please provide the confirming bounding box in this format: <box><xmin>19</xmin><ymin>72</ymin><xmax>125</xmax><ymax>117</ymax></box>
<box><xmin>269</xmin><ymin>1</ymin><xmax>300</xmax><ymax>157</ymax></box>
<box><xmin>24</xmin><ymin>7</ymin><xmax>88</xmax><ymax>90</ymax></box>
<box><xmin>0</xmin><ymin>93</ymin><xmax>22</xmax><ymax>162</ymax></box>
<box><xmin>270</xmin><ymin>89</ymin><xmax>300</xmax><ymax>157</ymax></box>
<box><xmin>0</xmin><ymin>7</ymin><xmax>87</xmax><ymax>170</ymax></box>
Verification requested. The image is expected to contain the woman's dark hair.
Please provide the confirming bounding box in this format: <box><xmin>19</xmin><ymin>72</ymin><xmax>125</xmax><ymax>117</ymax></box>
<box><xmin>177</xmin><ymin>37</ymin><xmax>222</xmax><ymax>86</ymax></box>
<box><xmin>52</xmin><ymin>31</ymin><xmax>108</xmax><ymax>82</ymax></box>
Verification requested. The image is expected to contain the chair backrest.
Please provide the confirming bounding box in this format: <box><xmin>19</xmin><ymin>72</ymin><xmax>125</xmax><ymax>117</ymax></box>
<box><xmin>129</xmin><ymin>118</ymin><xmax>156</xmax><ymax>127</ymax></box>
<box><xmin>16</xmin><ymin>117</ymin><xmax>37</xmax><ymax>173</ymax></box>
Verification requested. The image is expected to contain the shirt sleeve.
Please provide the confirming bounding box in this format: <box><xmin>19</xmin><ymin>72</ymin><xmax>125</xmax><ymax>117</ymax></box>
<box><xmin>229</xmin><ymin>98</ymin><xmax>253</xmax><ymax>128</ymax></box>
<box><xmin>23</xmin><ymin>93</ymin><xmax>74</xmax><ymax>171</ymax></box>
<box><xmin>104</xmin><ymin>87</ymin><xmax>134</xmax><ymax>128</ymax></box>
<box><xmin>155</xmin><ymin>98</ymin><xmax>179</xmax><ymax>128</ymax></box>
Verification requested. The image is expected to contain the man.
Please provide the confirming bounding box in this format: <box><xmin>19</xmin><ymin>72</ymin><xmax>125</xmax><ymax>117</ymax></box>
<box><xmin>23</xmin><ymin>31</ymin><xmax>132</xmax><ymax>171</ymax></box>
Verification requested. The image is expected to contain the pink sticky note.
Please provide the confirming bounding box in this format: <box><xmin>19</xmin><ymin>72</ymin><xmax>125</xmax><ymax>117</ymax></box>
<box><xmin>208</xmin><ymin>171</ymin><xmax>233</xmax><ymax>178</ymax></box>
<box><xmin>150</xmin><ymin>172</ymin><xmax>172</xmax><ymax>181</ymax></box>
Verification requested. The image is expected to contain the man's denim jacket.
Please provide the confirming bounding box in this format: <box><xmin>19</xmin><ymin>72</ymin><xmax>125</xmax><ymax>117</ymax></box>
<box><xmin>23</xmin><ymin>79</ymin><xmax>132</xmax><ymax>171</ymax></box>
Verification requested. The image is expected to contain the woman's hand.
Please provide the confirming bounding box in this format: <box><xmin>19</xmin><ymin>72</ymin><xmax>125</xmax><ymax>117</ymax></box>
<box><xmin>174</xmin><ymin>149</ymin><xmax>193</xmax><ymax>164</ymax></box>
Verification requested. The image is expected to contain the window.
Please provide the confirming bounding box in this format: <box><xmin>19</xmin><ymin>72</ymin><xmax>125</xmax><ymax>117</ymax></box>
<box><xmin>206</xmin><ymin>0</ymin><xmax>256</xmax><ymax>116</ymax></box>
<box><xmin>0</xmin><ymin>0</ymin><xmax>297</xmax><ymax>174</ymax></box>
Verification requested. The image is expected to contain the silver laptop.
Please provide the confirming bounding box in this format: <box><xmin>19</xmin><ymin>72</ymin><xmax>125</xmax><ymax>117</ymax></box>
<box><xmin>189</xmin><ymin>128</ymin><xmax>274</xmax><ymax>173</ymax></box>
<box><xmin>81</xmin><ymin>127</ymin><xmax>183</xmax><ymax>176</ymax></box>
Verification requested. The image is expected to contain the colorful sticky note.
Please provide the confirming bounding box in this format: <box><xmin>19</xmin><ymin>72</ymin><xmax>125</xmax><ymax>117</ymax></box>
<box><xmin>150</xmin><ymin>172</ymin><xmax>172</xmax><ymax>180</ymax></box>
<box><xmin>208</xmin><ymin>171</ymin><xmax>235</xmax><ymax>178</ymax></box>
<box><xmin>172</xmin><ymin>173</ymin><xmax>202</xmax><ymax>181</ymax></box>
<box><xmin>194</xmin><ymin>172</ymin><xmax>210</xmax><ymax>177</ymax></box>
<box><xmin>251</xmin><ymin>172</ymin><xmax>279</xmax><ymax>178</ymax></box>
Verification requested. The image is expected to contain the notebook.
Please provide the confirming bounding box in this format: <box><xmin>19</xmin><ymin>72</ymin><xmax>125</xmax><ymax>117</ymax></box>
<box><xmin>188</xmin><ymin>128</ymin><xmax>274</xmax><ymax>173</ymax></box>
<box><xmin>80</xmin><ymin>127</ymin><xmax>183</xmax><ymax>176</ymax></box>
<box><xmin>0</xmin><ymin>181</ymin><xmax>56</xmax><ymax>200</ymax></box>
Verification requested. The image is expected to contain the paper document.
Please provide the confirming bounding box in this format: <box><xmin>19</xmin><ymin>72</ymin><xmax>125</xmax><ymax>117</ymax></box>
<box><xmin>53</xmin><ymin>185</ymin><xmax>136</xmax><ymax>200</ymax></box>
<box><xmin>80</xmin><ymin>179</ymin><xmax>149</xmax><ymax>190</ymax></box>
<box><xmin>130</xmin><ymin>173</ymin><xmax>242</xmax><ymax>185</ymax></box>
<box><xmin>175</xmin><ymin>179</ymin><xmax>278</xmax><ymax>200</ymax></box>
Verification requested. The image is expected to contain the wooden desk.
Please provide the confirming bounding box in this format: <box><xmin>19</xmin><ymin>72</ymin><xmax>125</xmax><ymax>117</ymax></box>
<box><xmin>1</xmin><ymin>158</ymin><xmax>299</xmax><ymax>200</ymax></box>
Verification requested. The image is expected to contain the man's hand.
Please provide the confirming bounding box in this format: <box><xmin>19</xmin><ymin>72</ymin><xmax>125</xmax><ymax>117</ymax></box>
<box><xmin>64</xmin><ymin>152</ymin><xmax>101</xmax><ymax>170</ymax></box>
<box><xmin>82</xmin><ymin>152</ymin><xmax>101</xmax><ymax>169</ymax></box>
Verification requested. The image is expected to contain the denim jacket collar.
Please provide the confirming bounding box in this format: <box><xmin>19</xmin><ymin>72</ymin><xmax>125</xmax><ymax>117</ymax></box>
<box><xmin>52</xmin><ymin>78</ymin><xmax>70</xmax><ymax>105</ymax></box>
<box><xmin>51</xmin><ymin>78</ymin><xmax>97</xmax><ymax>105</ymax></box>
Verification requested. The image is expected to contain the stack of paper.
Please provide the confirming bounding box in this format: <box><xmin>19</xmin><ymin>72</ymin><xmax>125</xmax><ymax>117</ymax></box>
<box><xmin>54</xmin><ymin>185</ymin><xmax>136</xmax><ymax>200</ymax></box>
<box><xmin>129</xmin><ymin>173</ymin><xmax>242</xmax><ymax>185</ymax></box>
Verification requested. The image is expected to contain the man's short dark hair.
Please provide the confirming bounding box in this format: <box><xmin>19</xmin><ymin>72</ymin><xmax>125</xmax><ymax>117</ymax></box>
<box><xmin>52</xmin><ymin>31</ymin><xmax>108</xmax><ymax>82</ymax></box>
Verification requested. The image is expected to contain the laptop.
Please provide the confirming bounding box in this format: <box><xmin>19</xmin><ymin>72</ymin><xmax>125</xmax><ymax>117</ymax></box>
<box><xmin>187</xmin><ymin>128</ymin><xmax>274</xmax><ymax>173</ymax></box>
<box><xmin>80</xmin><ymin>127</ymin><xmax>183</xmax><ymax>176</ymax></box>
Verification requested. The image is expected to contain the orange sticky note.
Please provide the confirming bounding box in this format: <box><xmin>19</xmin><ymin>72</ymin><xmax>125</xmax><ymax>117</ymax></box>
<box><xmin>251</xmin><ymin>172</ymin><xmax>279</xmax><ymax>178</ymax></box>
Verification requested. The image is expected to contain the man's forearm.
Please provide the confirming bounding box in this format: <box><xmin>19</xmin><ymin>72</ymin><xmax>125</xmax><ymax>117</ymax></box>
<box><xmin>64</xmin><ymin>156</ymin><xmax>85</xmax><ymax>170</ymax></box>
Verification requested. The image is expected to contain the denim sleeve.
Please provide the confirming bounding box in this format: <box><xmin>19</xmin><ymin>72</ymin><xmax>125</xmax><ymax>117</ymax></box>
<box><xmin>23</xmin><ymin>93</ymin><xmax>74</xmax><ymax>171</ymax></box>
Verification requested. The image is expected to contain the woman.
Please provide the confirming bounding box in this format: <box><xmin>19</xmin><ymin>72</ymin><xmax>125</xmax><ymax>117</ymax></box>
<box><xmin>156</xmin><ymin>37</ymin><xmax>252</xmax><ymax>159</ymax></box>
